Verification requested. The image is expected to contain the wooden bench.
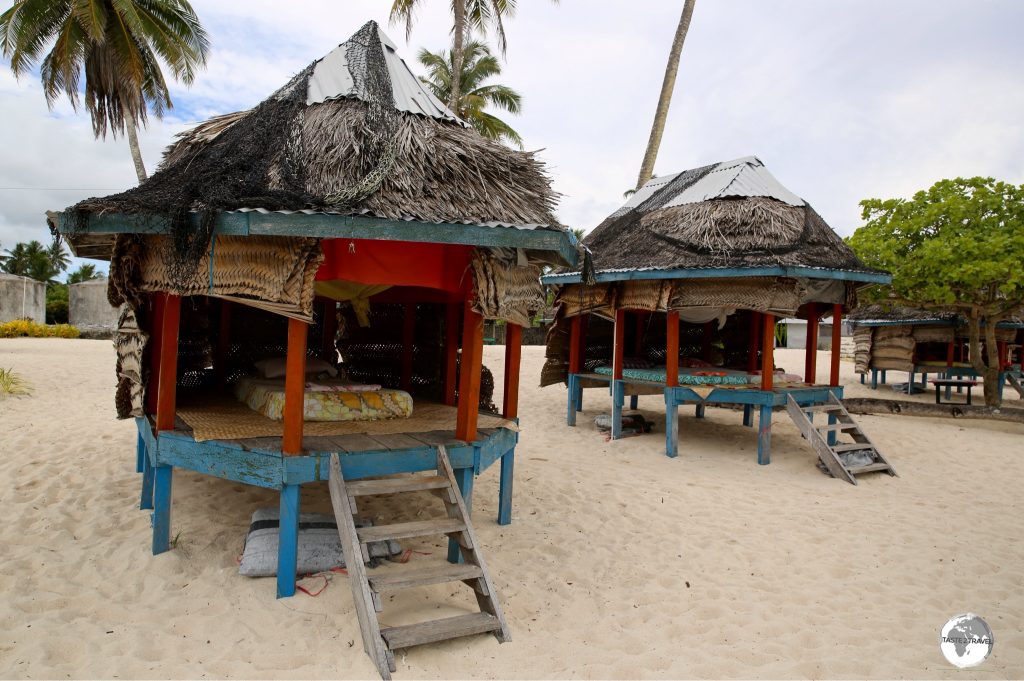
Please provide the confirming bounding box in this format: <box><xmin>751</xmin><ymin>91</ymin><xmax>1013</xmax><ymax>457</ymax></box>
<box><xmin>932</xmin><ymin>378</ymin><xmax>978</xmax><ymax>405</ymax></box>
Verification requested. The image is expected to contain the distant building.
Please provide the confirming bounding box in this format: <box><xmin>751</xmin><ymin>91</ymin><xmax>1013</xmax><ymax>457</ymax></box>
<box><xmin>69</xmin><ymin>277</ymin><xmax>117</xmax><ymax>329</ymax></box>
<box><xmin>0</xmin><ymin>273</ymin><xmax>46</xmax><ymax>323</ymax></box>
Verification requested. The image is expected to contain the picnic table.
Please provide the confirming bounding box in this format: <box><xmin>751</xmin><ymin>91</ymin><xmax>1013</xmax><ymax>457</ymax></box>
<box><xmin>932</xmin><ymin>378</ymin><xmax>978</xmax><ymax>405</ymax></box>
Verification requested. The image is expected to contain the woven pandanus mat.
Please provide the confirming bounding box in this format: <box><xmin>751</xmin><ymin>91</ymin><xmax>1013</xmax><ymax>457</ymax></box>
<box><xmin>177</xmin><ymin>397</ymin><xmax>516</xmax><ymax>443</ymax></box>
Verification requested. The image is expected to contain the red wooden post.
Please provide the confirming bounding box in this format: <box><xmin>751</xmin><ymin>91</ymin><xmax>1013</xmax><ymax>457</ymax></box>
<box><xmin>612</xmin><ymin>309</ymin><xmax>626</xmax><ymax>380</ymax></box>
<box><xmin>760</xmin><ymin>313</ymin><xmax>775</xmax><ymax>391</ymax></box>
<box><xmin>997</xmin><ymin>340</ymin><xmax>1008</xmax><ymax>370</ymax></box>
<box><xmin>804</xmin><ymin>303</ymin><xmax>818</xmax><ymax>384</ymax></box>
<box><xmin>214</xmin><ymin>299</ymin><xmax>232</xmax><ymax>385</ymax></box>
<box><xmin>155</xmin><ymin>294</ymin><xmax>181</xmax><ymax>431</ymax></box>
<box><xmin>830</xmin><ymin>304</ymin><xmax>843</xmax><ymax>387</ymax></box>
<box><xmin>946</xmin><ymin>339</ymin><xmax>955</xmax><ymax>368</ymax></box>
<box><xmin>400</xmin><ymin>302</ymin><xmax>415</xmax><ymax>392</ymax></box>
<box><xmin>502</xmin><ymin>324</ymin><xmax>522</xmax><ymax>419</ymax></box>
<box><xmin>666</xmin><ymin>311</ymin><xmax>680</xmax><ymax>387</ymax></box>
<box><xmin>701</xmin><ymin>321</ymin><xmax>713</xmax><ymax>362</ymax></box>
<box><xmin>747</xmin><ymin>311</ymin><xmax>762</xmax><ymax>373</ymax></box>
<box><xmin>568</xmin><ymin>316</ymin><xmax>582</xmax><ymax>374</ymax></box>
<box><xmin>146</xmin><ymin>292</ymin><xmax>167</xmax><ymax>415</ymax></box>
<box><xmin>321</xmin><ymin>298</ymin><xmax>338</xmax><ymax>362</ymax></box>
<box><xmin>443</xmin><ymin>303</ymin><xmax>459</xmax><ymax>406</ymax></box>
<box><xmin>282</xmin><ymin>318</ymin><xmax>308</xmax><ymax>455</ymax></box>
<box><xmin>456</xmin><ymin>302</ymin><xmax>484</xmax><ymax>442</ymax></box>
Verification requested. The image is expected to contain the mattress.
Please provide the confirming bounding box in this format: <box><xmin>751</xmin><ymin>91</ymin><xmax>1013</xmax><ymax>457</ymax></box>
<box><xmin>235</xmin><ymin>377</ymin><xmax>413</xmax><ymax>422</ymax></box>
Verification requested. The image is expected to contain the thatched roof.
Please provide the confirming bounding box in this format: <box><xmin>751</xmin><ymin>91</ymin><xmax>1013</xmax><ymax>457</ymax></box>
<box><xmin>575</xmin><ymin>157</ymin><xmax>879</xmax><ymax>276</ymax></box>
<box><xmin>68</xmin><ymin>21</ymin><xmax>559</xmax><ymax>232</ymax></box>
<box><xmin>850</xmin><ymin>304</ymin><xmax>1024</xmax><ymax>327</ymax></box>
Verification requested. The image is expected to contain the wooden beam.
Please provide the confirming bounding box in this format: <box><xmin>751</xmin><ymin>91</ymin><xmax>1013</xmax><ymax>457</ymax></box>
<box><xmin>830</xmin><ymin>304</ymin><xmax>843</xmax><ymax>387</ymax></box>
<box><xmin>612</xmin><ymin>309</ymin><xmax>626</xmax><ymax>380</ymax></box>
<box><xmin>443</xmin><ymin>303</ymin><xmax>460</xmax><ymax>406</ymax></box>
<box><xmin>568</xmin><ymin>316</ymin><xmax>582</xmax><ymax>374</ymax></box>
<box><xmin>804</xmin><ymin>303</ymin><xmax>818</xmax><ymax>384</ymax></box>
<box><xmin>456</xmin><ymin>302</ymin><xmax>484</xmax><ymax>442</ymax></box>
<box><xmin>747</xmin><ymin>311</ymin><xmax>761</xmax><ymax>374</ymax></box>
<box><xmin>155</xmin><ymin>294</ymin><xmax>181</xmax><ymax>431</ymax></box>
<box><xmin>666</xmin><ymin>311</ymin><xmax>680</xmax><ymax>387</ymax></box>
<box><xmin>401</xmin><ymin>302</ymin><xmax>415</xmax><ymax>392</ymax></box>
<box><xmin>282</xmin><ymin>318</ymin><xmax>308</xmax><ymax>455</ymax></box>
<box><xmin>502</xmin><ymin>324</ymin><xmax>522</xmax><ymax>419</ymax></box>
<box><xmin>761</xmin><ymin>313</ymin><xmax>775</xmax><ymax>391</ymax></box>
<box><xmin>146</xmin><ymin>292</ymin><xmax>166</xmax><ymax>415</ymax></box>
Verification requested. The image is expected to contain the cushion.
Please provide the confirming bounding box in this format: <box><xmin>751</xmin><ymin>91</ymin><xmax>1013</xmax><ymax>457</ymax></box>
<box><xmin>255</xmin><ymin>356</ymin><xmax>338</xmax><ymax>379</ymax></box>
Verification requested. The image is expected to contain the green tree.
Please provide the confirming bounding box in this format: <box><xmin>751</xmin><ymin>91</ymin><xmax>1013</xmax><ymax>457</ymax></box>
<box><xmin>391</xmin><ymin>0</ymin><xmax>556</xmax><ymax>112</ymax></box>
<box><xmin>418</xmin><ymin>40</ymin><xmax>523</xmax><ymax>147</ymax></box>
<box><xmin>1</xmin><ymin>240</ymin><xmax>68</xmax><ymax>282</ymax></box>
<box><xmin>67</xmin><ymin>262</ymin><xmax>101</xmax><ymax>284</ymax></box>
<box><xmin>0</xmin><ymin>0</ymin><xmax>210</xmax><ymax>183</ymax></box>
<box><xmin>636</xmin><ymin>0</ymin><xmax>697</xmax><ymax>191</ymax></box>
<box><xmin>849</xmin><ymin>177</ymin><xmax>1024</xmax><ymax>407</ymax></box>
<box><xmin>46</xmin><ymin>283</ymin><xmax>69</xmax><ymax>324</ymax></box>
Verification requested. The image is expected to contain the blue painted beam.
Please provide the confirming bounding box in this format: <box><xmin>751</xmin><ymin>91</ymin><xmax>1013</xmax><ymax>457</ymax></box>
<box><xmin>498</xmin><ymin>450</ymin><xmax>514</xmax><ymax>526</ymax></box>
<box><xmin>277</xmin><ymin>484</ymin><xmax>300</xmax><ymax>599</ymax></box>
<box><xmin>58</xmin><ymin>210</ymin><xmax>578</xmax><ymax>267</ymax></box>
<box><xmin>542</xmin><ymin>265</ymin><xmax>891</xmax><ymax>285</ymax></box>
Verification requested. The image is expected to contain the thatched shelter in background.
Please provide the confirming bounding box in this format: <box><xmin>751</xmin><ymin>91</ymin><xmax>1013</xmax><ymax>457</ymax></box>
<box><xmin>849</xmin><ymin>304</ymin><xmax>1023</xmax><ymax>393</ymax></box>
<box><xmin>541</xmin><ymin>156</ymin><xmax>892</xmax><ymax>472</ymax></box>
<box><xmin>52</xmin><ymin>22</ymin><xmax>576</xmax><ymax>673</ymax></box>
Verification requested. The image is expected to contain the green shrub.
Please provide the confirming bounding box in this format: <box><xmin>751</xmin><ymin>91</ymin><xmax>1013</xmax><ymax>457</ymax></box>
<box><xmin>0</xmin><ymin>319</ymin><xmax>80</xmax><ymax>338</ymax></box>
<box><xmin>0</xmin><ymin>368</ymin><xmax>31</xmax><ymax>396</ymax></box>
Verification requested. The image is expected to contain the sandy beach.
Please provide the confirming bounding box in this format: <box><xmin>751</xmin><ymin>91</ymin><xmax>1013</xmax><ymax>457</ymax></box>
<box><xmin>1</xmin><ymin>338</ymin><xmax>1022</xmax><ymax>679</ymax></box>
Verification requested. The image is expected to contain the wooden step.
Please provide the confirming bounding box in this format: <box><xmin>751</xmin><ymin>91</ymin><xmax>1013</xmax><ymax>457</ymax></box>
<box><xmin>832</xmin><ymin>443</ymin><xmax>875</xmax><ymax>453</ymax></box>
<box><xmin>358</xmin><ymin>518</ymin><xmax>466</xmax><ymax>543</ymax></box>
<box><xmin>346</xmin><ymin>476</ymin><xmax>450</xmax><ymax>497</ymax></box>
<box><xmin>381</xmin><ymin>613</ymin><xmax>500</xmax><ymax>650</ymax></box>
<box><xmin>849</xmin><ymin>462</ymin><xmax>892</xmax><ymax>475</ymax></box>
<box><xmin>802</xmin><ymin>404</ymin><xmax>844</xmax><ymax>413</ymax></box>
<box><xmin>815</xmin><ymin>423</ymin><xmax>859</xmax><ymax>433</ymax></box>
<box><xmin>369</xmin><ymin>563</ymin><xmax>483</xmax><ymax>592</ymax></box>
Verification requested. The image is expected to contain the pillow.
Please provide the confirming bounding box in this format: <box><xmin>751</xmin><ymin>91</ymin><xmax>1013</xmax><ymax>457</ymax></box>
<box><xmin>255</xmin><ymin>357</ymin><xmax>338</xmax><ymax>379</ymax></box>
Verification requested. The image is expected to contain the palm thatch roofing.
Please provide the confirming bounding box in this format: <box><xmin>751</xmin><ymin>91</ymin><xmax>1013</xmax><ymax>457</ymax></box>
<box><xmin>59</xmin><ymin>21</ymin><xmax>563</xmax><ymax>259</ymax></box>
<box><xmin>548</xmin><ymin>156</ymin><xmax>884</xmax><ymax>282</ymax></box>
<box><xmin>850</xmin><ymin>304</ymin><xmax>1024</xmax><ymax>328</ymax></box>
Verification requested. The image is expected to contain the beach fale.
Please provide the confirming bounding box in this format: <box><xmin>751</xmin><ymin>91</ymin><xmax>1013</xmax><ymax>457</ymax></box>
<box><xmin>52</xmin><ymin>22</ymin><xmax>575</xmax><ymax>677</ymax></box>
<box><xmin>849</xmin><ymin>304</ymin><xmax>1024</xmax><ymax>399</ymax></box>
<box><xmin>541</xmin><ymin>157</ymin><xmax>896</xmax><ymax>481</ymax></box>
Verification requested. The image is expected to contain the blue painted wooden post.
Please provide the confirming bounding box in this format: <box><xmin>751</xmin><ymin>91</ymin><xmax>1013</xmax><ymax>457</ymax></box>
<box><xmin>277</xmin><ymin>484</ymin><xmax>300</xmax><ymax>598</ymax></box>
<box><xmin>871</xmin><ymin>369</ymin><xmax>878</xmax><ymax>389</ymax></box>
<box><xmin>151</xmin><ymin>465</ymin><xmax>173</xmax><ymax>554</ymax></box>
<box><xmin>665</xmin><ymin>391</ymin><xmax>679</xmax><ymax>458</ymax></box>
<box><xmin>882</xmin><ymin>370</ymin><xmax>887</xmax><ymax>383</ymax></box>
<box><xmin>860</xmin><ymin>373</ymin><xmax>865</xmax><ymax>384</ymax></box>
<box><xmin>448</xmin><ymin>466</ymin><xmax>474</xmax><ymax>564</ymax></box>
<box><xmin>611</xmin><ymin>380</ymin><xmax>625</xmax><ymax>440</ymax></box>
<box><xmin>742</xmin><ymin>404</ymin><xmax>753</xmax><ymax>427</ymax></box>
<box><xmin>136</xmin><ymin>432</ymin><xmax>145</xmax><ymax>473</ymax></box>
<box><xmin>998</xmin><ymin>372</ymin><xmax>1005</xmax><ymax>401</ymax></box>
<box><xmin>757</xmin><ymin>405</ymin><xmax>772</xmax><ymax>465</ymax></box>
<box><xmin>827</xmin><ymin>412</ymin><xmax>838</xmax><ymax>447</ymax></box>
<box><xmin>497</xmin><ymin>449</ymin><xmax>514</xmax><ymax>526</ymax></box>
<box><xmin>908</xmin><ymin>371</ymin><xmax>915</xmax><ymax>394</ymax></box>
<box><xmin>575</xmin><ymin>381</ymin><xmax>583</xmax><ymax>413</ymax></box>
<box><xmin>695</xmin><ymin>404</ymin><xmax>706</xmax><ymax>419</ymax></box>
<box><xmin>140</xmin><ymin>450</ymin><xmax>155</xmax><ymax>511</ymax></box>
<box><xmin>629</xmin><ymin>394</ymin><xmax>639</xmax><ymax>410</ymax></box>
<box><xmin>566</xmin><ymin>374</ymin><xmax>579</xmax><ymax>426</ymax></box>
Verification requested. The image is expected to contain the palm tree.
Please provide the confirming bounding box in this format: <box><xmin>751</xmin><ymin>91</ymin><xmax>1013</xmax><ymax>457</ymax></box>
<box><xmin>390</xmin><ymin>0</ymin><xmax>557</xmax><ymax>112</ymax></box>
<box><xmin>0</xmin><ymin>0</ymin><xmax>210</xmax><ymax>183</ymax></box>
<box><xmin>635</xmin><ymin>0</ymin><xmax>697</xmax><ymax>191</ymax></box>
<box><xmin>46</xmin><ymin>240</ymin><xmax>70</xmax><ymax>274</ymax></box>
<box><xmin>418</xmin><ymin>41</ymin><xmax>523</xmax><ymax>148</ymax></box>
<box><xmin>67</xmin><ymin>263</ymin><xmax>101</xmax><ymax>283</ymax></box>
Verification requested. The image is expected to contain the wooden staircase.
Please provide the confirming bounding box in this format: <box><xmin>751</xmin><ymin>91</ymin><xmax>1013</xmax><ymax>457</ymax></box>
<box><xmin>785</xmin><ymin>393</ymin><xmax>897</xmax><ymax>485</ymax></box>
<box><xmin>328</xmin><ymin>447</ymin><xmax>510</xmax><ymax>679</ymax></box>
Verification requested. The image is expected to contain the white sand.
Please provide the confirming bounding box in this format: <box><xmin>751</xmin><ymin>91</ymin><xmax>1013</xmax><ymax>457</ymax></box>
<box><xmin>1</xmin><ymin>338</ymin><xmax>1022</xmax><ymax>679</ymax></box>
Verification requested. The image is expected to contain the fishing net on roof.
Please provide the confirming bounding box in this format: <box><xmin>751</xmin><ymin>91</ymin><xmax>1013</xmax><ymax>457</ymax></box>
<box><xmin>72</xmin><ymin>21</ymin><xmax>399</xmax><ymax>293</ymax></box>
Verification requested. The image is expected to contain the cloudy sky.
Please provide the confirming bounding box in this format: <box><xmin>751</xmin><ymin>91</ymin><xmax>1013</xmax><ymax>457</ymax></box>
<box><xmin>1</xmin><ymin>0</ymin><xmax>1022</xmax><ymax>275</ymax></box>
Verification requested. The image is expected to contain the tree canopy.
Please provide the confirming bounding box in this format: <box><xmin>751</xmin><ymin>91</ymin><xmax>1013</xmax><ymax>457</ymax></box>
<box><xmin>1</xmin><ymin>240</ymin><xmax>69</xmax><ymax>283</ymax></box>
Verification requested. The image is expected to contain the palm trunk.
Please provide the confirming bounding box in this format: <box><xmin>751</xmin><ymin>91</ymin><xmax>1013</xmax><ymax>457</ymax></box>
<box><xmin>635</xmin><ymin>0</ymin><xmax>697</xmax><ymax>191</ymax></box>
<box><xmin>125</xmin><ymin>115</ymin><xmax>148</xmax><ymax>184</ymax></box>
<box><xmin>448</xmin><ymin>0</ymin><xmax>467</xmax><ymax>113</ymax></box>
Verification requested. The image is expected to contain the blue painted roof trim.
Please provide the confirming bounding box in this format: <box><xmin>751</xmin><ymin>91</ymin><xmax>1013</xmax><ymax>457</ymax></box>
<box><xmin>541</xmin><ymin>265</ymin><xmax>891</xmax><ymax>285</ymax></box>
<box><xmin>59</xmin><ymin>211</ymin><xmax>579</xmax><ymax>267</ymax></box>
<box><xmin>851</xmin><ymin>318</ymin><xmax>1024</xmax><ymax>329</ymax></box>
